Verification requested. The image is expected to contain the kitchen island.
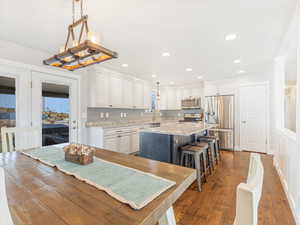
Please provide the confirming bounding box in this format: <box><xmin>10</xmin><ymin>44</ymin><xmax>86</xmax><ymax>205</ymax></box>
<box><xmin>140</xmin><ymin>122</ymin><xmax>214</xmax><ymax>164</ymax></box>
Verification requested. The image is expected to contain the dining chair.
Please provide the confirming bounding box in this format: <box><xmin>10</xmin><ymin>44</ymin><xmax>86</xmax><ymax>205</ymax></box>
<box><xmin>233</xmin><ymin>153</ymin><xmax>264</xmax><ymax>225</ymax></box>
<box><xmin>1</xmin><ymin>127</ymin><xmax>40</xmax><ymax>152</ymax></box>
<box><xmin>0</xmin><ymin>167</ymin><xmax>14</xmax><ymax>225</ymax></box>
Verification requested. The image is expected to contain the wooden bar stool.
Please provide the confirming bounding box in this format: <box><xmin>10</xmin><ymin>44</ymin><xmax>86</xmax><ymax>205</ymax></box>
<box><xmin>179</xmin><ymin>143</ymin><xmax>209</xmax><ymax>191</ymax></box>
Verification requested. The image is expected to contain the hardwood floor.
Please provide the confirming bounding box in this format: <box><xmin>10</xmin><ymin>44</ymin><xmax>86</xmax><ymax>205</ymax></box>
<box><xmin>173</xmin><ymin>151</ymin><xmax>296</xmax><ymax>225</ymax></box>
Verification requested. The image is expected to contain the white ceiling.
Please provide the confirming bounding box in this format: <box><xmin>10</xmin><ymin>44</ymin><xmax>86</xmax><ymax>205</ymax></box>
<box><xmin>0</xmin><ymin>0</ymin><xmax>297</xmax><ymax>85</ymax></box>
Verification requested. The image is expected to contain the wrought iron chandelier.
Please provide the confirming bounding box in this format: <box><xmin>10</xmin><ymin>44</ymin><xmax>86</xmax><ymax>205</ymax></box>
<box><xmin>43</xmin><ymin>0</ymin><xmax>118</xmax><ymax>71</ymax></box>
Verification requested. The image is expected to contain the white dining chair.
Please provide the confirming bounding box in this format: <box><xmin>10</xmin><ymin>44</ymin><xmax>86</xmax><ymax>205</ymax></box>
<box><xmin>0</xmin><ymin>167</ymin><xmax>14</xmax><ymax>225</ymax></box>
<box><xmin>1</xmin><ymin>127</ymin><xmax>40</xmax><ymax>152</ymax></box>
<box><xmin>233</xmin><ymin>153</ymin><xmax>264</xmax><ymax>225</ymax></box>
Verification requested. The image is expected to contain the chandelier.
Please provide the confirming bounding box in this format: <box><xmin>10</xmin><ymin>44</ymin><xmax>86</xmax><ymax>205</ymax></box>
<box><xmin>43</xmin><ymin>0</ymin><xmax>118</xmax><ymax>71</ymax></box>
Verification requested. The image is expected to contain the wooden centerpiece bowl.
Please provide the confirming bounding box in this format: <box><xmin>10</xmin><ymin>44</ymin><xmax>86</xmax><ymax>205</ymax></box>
<box><xmin>64</xmin><ymin>144</ymin><xmax>95</xmax><ymax>165</ymax></box>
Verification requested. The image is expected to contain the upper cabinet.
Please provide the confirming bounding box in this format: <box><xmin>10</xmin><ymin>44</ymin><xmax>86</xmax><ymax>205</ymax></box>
<box><xmin>122</xmin><ymin>78</ymin><xmax>134</xmax><ymax>108</ymax></box>
<box><xmin>88</xmin><ymin>70</ymin><xmax>109</xmax><ymax>107</ymax></box>
<box><xmin>109</xmin><ymin>73</ymin><xmax>123</xmax><ymax>107</ymax></box>
<box><xmin>87</xmin><ymin>68</ymin><xmax>152</xmax><ymax>109</ymax></box>
<box><xmin>143</xmin><ymin>83</ymin><xmax>152</xmax><ymax>109</ymax></box>
<box><xmin>133</xmin><ymin>80</ymin><xmax>144</xmax><ymax>108</ymax></box>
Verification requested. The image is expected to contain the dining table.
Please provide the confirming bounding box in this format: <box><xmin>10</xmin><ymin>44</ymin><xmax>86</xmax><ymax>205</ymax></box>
<box><xmin>0</xmin><ymin>145</ymin><xmax>196</xmax><ymax>225</ymax></box>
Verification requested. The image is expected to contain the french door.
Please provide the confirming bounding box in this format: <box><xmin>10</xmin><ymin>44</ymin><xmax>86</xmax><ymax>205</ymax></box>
<box><xmin>31</xmin><ymin>72</ymin><xmax>79</xmax><ymax>147</ymax></box>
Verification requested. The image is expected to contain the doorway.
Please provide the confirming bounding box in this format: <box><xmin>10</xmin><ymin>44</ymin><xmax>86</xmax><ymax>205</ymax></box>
<box><xmin>239</xmin><ymin>83</ymin><xmax>268</xmax><ymax>153</ymax></box>
<box><xmin>0</xmin><ymin>76</ymin><xmax>16</xmax><ymax>152</ymax></box>
<box><xmin>31</xmin><ymin>72</ymin><xmax>79</xmax><ymax>146</ymax></box>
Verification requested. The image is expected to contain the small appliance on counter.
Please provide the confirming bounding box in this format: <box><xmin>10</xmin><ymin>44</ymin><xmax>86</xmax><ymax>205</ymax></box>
<box><xmin>180</xmin><ymin>109</ymin><xmax>204</xmax><ymax>122</ymax></box>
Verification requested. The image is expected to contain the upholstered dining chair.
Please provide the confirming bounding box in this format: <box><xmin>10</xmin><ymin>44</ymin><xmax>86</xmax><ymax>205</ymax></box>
<box><xmin>1</xmin><ymin>127</ymin><xmax>40</xmax><ymax>152</ymax></box>
<box><xmin>233</xmin><ymin>153</ymin><xmax>264</xmax><ymax>225</ymax></box>
<box><xmin>0</xmin><ymin>167</ymin><xmax>14</xmax><ymax>225</ymax></box>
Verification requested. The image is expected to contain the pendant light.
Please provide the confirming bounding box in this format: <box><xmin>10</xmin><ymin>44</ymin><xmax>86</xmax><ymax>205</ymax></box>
<box><xmin>43</xmin><ymin>0</ymin><xmax>118</xmax><ymax>71</ymax></box>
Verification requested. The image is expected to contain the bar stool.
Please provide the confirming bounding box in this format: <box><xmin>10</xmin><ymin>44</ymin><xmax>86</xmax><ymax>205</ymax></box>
<box><xmin>199</xmin><ymin>136</ymin><xmax>221</xmax><ymax>165</ymax></box>
<box><xmin>179</xmin><ymin>143</ymin><xmax>209</xmax><ymax>191</ymax></box>
<box><xmin>195</xmin><ymin>141</ymin><xmax>214</xmax><ymax>173</ymax></box>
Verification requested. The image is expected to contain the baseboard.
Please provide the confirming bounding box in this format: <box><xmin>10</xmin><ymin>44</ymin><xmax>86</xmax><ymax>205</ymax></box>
<box><xmin>273</xmin><ymin>158</ymin><xmax>300</xmax><ymax>225</ymax></box>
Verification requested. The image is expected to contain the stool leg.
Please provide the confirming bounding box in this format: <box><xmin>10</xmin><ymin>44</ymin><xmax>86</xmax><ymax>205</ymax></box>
<box><xmin>206</xmin><ymin>148</ymin><xmax>212</xmax><ymax>175</ymax></box>
<box><xmin>201</xmin><ymin>152</ymin><xmax>207</xmax><ymax>182</ymax></box>
<box><xmin>180</xmin><ymin>152</ymin><xmax>185</xmax><ymax>166</ymax></box>
<box><xmin>194</xmin><ymin>153</ymin><xmax>202</xmax><ymax>192</ymax></box>
<box><xmin>216</xmin><ymin>140</ymin><xmax>221</xmax><ymax>161</ymax></box>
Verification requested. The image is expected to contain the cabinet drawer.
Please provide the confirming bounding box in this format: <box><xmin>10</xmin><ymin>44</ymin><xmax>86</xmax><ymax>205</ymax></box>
<box><xmin>104</xmin><ymin>137</ymin><xmax>119</xmax><ymax>152</ymax></box>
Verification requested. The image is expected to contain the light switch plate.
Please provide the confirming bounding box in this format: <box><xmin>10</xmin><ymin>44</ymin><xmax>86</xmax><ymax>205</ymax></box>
<box><xmin>105</xmin><ymin>112</ymin><xmax>109</xmax><ymax>118</ymax></box>
<box><xmin>100</xmin><ymin>112</ymin><xmax>104</xmax><ymax>118</ymax></box>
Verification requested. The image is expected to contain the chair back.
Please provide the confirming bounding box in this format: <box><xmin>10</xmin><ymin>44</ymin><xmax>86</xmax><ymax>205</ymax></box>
<box><xmin>0</xmin><ymin>167</ymin><xmax>14</xmax><ymax>225</ymax></box>
<box><xmin>1</xmin><ymin>127</ymin><xmax>40</xmax><ymax>152</ymax></box>
<box><xmin>233</xmin><ymin>153</ymin><xmax>264</xmax><ymax>225</ymax></box>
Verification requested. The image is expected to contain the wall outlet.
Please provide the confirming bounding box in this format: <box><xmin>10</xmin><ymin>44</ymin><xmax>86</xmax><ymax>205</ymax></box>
<box><xmin>121</xmin><ymin>112</ymin><xmax>124</xmax><ymax>118</ymax></box>
<box><xmin>124</xmin><ymin>113</ymin><xmax>127</xmax><ymax>118</ymax></box>
<box><xmin>105</xmin><ymin>112</ymin><xmax>109</xmax><ymax>118</ymax></box>
<box><xmin>178</xmin><ymin>113</ymin><xmax>181</xmax><ymax>117</ymax></box>
<box><xmin>100</xmin><ymin>112</ymin><xmax>104</xmax><ymax>118</ymax></box>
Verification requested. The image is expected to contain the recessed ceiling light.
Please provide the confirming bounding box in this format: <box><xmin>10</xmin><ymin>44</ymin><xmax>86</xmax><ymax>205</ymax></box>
<box><xmin>225</xmin><ymin>33</ymin><xmax>237</xmax><ymax>41</ymax></box>
<box><xmin>186</xmin><ymin>68</ymin><xmax>193</xmax><ymax>72</ymax></box>
<box><xmin>170</xmin><ymin>81</ymin><xmax>175</xmax><ymax>85</ymax></box>
<box><xmin>162</xmin><ymin>52</ymin><xmax>170</xmax><ymax>57</ymax></box>
<box><xmin>237</xmin><ymin>70</ymin><xmax>245</xmax><ymax>74</ymax></box>
<box><xmin>234</xmin><ymin>59</ymin><xmax>241</xmax><ymax>64</ymax></box>
<box><xmin>197</xmin><ymin>76</ymin><xmax>203</xmax><ymax>79</ymax></box>
<box><xmin>121</xmin><ymin>64</ymin><xmax>128</xmax><ymax>67</ymax></box>
<box><xmin>152</xmin><ymin>74</ymin><xmax>157</xmax><ymax>78</ymax></box>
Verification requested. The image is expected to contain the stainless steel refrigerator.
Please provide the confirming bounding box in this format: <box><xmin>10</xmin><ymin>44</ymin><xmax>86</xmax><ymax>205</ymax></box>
<box><xmin>205</xmin><ymin>95</ymin><xmax>235</xmax><ymax>150</ymax></box>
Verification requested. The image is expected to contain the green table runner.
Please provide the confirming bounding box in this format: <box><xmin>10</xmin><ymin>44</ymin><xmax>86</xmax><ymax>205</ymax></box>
<box><xmin>22</xmin><ymin>146</ymin><xmax>176</xmax><ymax>210</ymax></box>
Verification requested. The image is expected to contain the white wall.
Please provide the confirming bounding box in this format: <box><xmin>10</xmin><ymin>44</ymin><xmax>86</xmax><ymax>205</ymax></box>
<box><xmin>271</xmin><ymin>4</ymin><xmax>300</xmax><ymax>224</ymax></box>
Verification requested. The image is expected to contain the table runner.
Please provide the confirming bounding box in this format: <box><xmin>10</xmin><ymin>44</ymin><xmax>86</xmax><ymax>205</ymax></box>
<box><xmin>22</xmin><ymin>146</ymin><xmax>176</xmax><ymax>210</ymax></box>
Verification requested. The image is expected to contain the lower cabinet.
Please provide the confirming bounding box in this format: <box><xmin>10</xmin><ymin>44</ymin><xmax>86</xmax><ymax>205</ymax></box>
<box><xmin>88</xmin><ymin>125</ymin><xmax>148</xmax><ymax>154</ymax></box>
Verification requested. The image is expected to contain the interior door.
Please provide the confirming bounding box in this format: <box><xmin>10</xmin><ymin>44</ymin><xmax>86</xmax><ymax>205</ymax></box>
<box><xmin>31</xmin><ymin>72</ymin><xmax>79</xmax><ymax>146</ymax></box>
<box><xmin>240</xmin><ymin>84</ymin><xmax>268</xmax><ymax>153</ymax></box>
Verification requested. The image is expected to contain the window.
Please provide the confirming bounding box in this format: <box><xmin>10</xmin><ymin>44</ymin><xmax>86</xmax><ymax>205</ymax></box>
<box><xmin>284</xmin><ymin>42</ymin><xmax>297</xmax><ymax>133</ymax></box>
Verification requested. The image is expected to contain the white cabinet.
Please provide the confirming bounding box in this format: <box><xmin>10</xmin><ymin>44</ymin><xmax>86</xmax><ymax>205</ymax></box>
<box><xmin>159</xmin><ymin>87</ymin><xmax>168</xmax><ymax>110</ymax></box>
<box><xmin>131</xmin><ymin>132</ymin><xmax>139</xmax><ymax>153</ymax></box>
<box><xmin>109</xmin><ymin>74</ymin><xmax>123</xmax><ymax>107</ymax></box>
<box><xmin>143</xmin><ymin>84</ymin><xmax>152</xmax><ymax>109</ymax></box>
<box><xmin>88</xmin><ymin>71</ymin><xmax>110</xmax><ymax>107</ymax></box>
<box><xmin>119</xmin><ymin>134</ymin><xmax>131</xmax><ymax>154</ymax></box>
<box><xmin>133</xmin><ymin>81</ymin><xmax>144</xmax><ymax>108</ymax></box>
<box><xmin>123</xmin><ymin>78</ymin><xmax>134</xmax><ymax>108</ymax></box>
<box><xmin>104</xmin><ymin>136</ymin><xmax>119</xmax><ymax>152</ymax></box>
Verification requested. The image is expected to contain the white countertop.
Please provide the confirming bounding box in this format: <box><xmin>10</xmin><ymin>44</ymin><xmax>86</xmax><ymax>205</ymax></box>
<box><xmin>140</xmin><ymin>122</ymin><xmax>215</xmax><ymax>136</ymax></box>
<box><xmin>85</xmin><ymin>120</ymin><xmax>179</xmax><ymax>128</ymax></box>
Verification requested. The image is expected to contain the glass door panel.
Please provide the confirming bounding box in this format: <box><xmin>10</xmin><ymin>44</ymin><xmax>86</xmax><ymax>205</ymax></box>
<box><xmin>0</xmin><ymin>76</ymin><xmax>16</xmax><ymax>152</ymax></box>
<box><xmin>42</xmin><ymin>83</ymin><xmax>70</xmax><ymax>146</ymax></box>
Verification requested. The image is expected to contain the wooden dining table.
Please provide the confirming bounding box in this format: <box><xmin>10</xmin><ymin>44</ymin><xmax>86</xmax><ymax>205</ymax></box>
<box><xmin>0</xmin><ymin>146</ymin><xmax>196</xmax><ymax>225</ymax></box>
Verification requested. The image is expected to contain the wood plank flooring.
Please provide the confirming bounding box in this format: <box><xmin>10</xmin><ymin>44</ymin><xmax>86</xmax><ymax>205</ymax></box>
<box><xmin>172</xmin><ymin>151</ymin><xmax>296</xmax><ymax>225</ymax></box>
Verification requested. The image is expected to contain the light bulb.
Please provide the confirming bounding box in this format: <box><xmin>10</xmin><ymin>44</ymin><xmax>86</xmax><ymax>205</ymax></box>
<box><xmin>88</xmin><ymin>31</ymin><xmax>99</xmax><ymax>44</ymax></box>
<box><xmin>72</xmin><ymin>40</ymin><xmax>79</xmax><ymax>47</ymax></box>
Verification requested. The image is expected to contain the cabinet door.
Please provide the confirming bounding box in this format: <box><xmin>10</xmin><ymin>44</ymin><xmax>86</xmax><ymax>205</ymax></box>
<box><xmin>88</xmin><ymin>72</ymin><xmax>109</xmax><ymax>107</ymax></box>
<box><xmin>176</xmin><ymin>89</ymin><xmax>183</xmax><ymax>109</ymax></box>
<box><xmin>119</xmin><ymin>134</ymin><xmax>131</xmax><ymax>154</ymax></box>
<box><xmin>123</xmin><ymin>78</ymin><xmax>134</xmax><ymax>108</ymax></box>
<box><xmin>109</xmin><ymin>75</ymin><xmax>123</xmax><ymax>107</ymax></box>
<box><xmin>143</xmin><ymin>84</ymin><xmax>152</xmax><ymax>109</ymax></box>
<box><xmin>104</xmin><ymin>136</ymin><xmax>119</xmax><ymax>152</ymax></box>
<box><xmin>167</xmin><ymin>88</ymin><xmax>176</xmax><ymax>109</ymax></box>
<box><xmin>131</xmin><ymin>132</ymin><xmax>139</xmax><ymax>153</ymax></box>
<box><xmin>159</xmin><ymin>87</ymin><xmax>168</xmax><ymax>110</ymax></box>
<box><xmin>133</xmin><ymin>81</ymin><xmax>144</xmax><ymax>108</ymax></box>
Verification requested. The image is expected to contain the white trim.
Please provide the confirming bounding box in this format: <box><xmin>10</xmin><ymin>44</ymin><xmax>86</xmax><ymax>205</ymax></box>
<box><xmin>273</xmin><ymin>158</ymin><xmax>300</xmax><ymax>225</ymax></box>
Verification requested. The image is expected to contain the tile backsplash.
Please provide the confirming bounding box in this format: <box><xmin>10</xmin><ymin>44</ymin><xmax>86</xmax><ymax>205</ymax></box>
<box><xmin>87</xmin><ymin>107</ymin><xmax>152</xmax><ymax>122</ymax></box>
<box><xmin>87</xmin><ymin>108</ymin><xmax>184</xmax><ymax>122</ymax></box>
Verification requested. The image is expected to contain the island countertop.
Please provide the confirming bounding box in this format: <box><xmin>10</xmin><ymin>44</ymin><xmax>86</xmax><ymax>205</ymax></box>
<box><xmin>140</xmin><ymin>122</ymin><xmax>215</xmax><ymax>136</ymax></box>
